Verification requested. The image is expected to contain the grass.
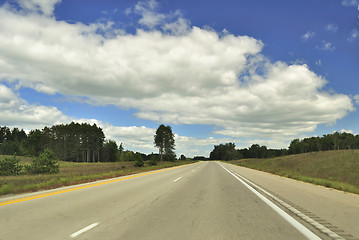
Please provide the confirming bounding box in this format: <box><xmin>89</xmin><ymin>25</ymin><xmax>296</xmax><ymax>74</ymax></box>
<box><xmin>0</xmin><ymin>159</ymin><xmax>196</xmax><ymax>196</ymax></box>
<box><xmin>228</xmin><ymin>150</ymin><xmax>359</xmax><ymax>194</ymax></box>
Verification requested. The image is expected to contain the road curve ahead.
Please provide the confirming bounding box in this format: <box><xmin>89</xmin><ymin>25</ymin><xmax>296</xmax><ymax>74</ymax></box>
<box><xmin>1</xmin><ymin>161</ymin><xmax>327</xmax><ymax>240</ymax></box>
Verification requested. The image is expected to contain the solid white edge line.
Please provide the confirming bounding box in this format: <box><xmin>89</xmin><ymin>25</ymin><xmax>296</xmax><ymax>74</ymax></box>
<box><xmin>224</xmin><ymin>164</ymin><xmax>346</xmax><ymax>240</ymax></box>
<box><xmin>70</xmin><ymin>222</ymin><xmax>99</xmax><ymax>238</ymax></box>
<box><xmin>174</xmin><ymin>177</ymin><xmax>182</xmax><ymax>182</ymax></box>
<box><xmin>228</xmin><ymin>167</ymin><xmax>345</xmax><ymax>240</ymax></box>
<box><xmin>218</xmin><ymin>163</ymin><xmax>322</xmax><ymax>240</ymax></box>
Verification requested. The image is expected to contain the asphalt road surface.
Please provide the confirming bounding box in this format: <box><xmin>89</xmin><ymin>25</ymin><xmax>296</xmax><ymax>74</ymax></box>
<box><xmin>1</xmin><ymin>161</ymin><xmax>358</xmax><ymax>240</ymax></box>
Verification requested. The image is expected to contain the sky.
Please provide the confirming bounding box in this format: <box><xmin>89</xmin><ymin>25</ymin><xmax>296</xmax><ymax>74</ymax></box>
<box><xmin>0</xmin><ymin>0</ymin><xmax>358</xmax><ymax>157</ymax></box>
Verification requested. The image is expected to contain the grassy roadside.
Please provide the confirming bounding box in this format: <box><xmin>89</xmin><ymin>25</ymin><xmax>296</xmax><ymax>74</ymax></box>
<box><xmin>228</xmin><ymin>150</ymin><xmax>359</xmax><ymax>194</ymax></box>
<box><xmin>0</xmin><ymin>158</ymin><xmax>196</xmax><ymax>196</ymax></box>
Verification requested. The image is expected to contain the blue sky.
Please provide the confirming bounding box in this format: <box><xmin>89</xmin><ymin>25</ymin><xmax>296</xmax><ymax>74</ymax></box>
<box><xmin>0</xmin><ymin>0</ymin><xmax>358</xmax><ymax>157</ymax></box>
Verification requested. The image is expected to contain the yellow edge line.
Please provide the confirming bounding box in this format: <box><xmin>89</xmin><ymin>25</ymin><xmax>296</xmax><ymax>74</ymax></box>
<box><xmin>0</xmin><ymin>163</ymin><xmax>194</xmax><ymax>207</ymax></box>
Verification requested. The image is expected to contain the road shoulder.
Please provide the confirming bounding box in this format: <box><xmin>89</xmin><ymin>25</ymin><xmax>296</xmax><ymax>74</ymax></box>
<box><xmin>221</xmin><ymin>162</ymin><xmax>359</xmax><ymax>239</ymax></box>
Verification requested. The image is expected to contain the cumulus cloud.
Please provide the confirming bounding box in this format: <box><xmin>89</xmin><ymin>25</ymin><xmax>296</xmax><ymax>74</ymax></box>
<box><xmin>354</xmin><ymin>95</ymin><xmax>359</xmax><ymax>105</ymax></box>
<box><xmin>341</xmin><ymin>0</ymin><xmax>359</xmax><ymax>24</ymax></box>
<box><xmin>341</xmin><ymin>129</ymin><xmax>353</xmax><ymax>134</ymax></box>
<box><xmin>0</xmin><ymin>84</ymin><xmax>69</xmax><ymax>129</ymax></box>
<box><xmin>102</xmin><ymin>125</ymin><xmax>247</xmax><ymax>157</ymax></box>
<box><xmin>317</xmin><ymin>41</ymin><xmax>335</xmax><ymax>51</ymax></box>
<box><xmin>0</xmin><ymin>85</ymin><xmax>211</xmax><ymax>156</ymax></box>
<box><xmin>0</xmin><ymin>83</ymin><xmax>292</xmax><ymax>156</ymax></box>
<box><xmin>325</xmin><ymin>23</ymin><xmax>338</xmax><ymax>32</ymax></box>
<box><xmin>348</xmin><ymin>29</ymin><xmax>359</xmax><ymax>42</ymax></box>
<box><xmin>301</xmin><ymin>31</ymin><xmax>315</xmax><ymax>41</ymax></box>
<box><xmin>0</xmin><ymin>1</ymin><xmax>355</xmax><ymax>152</ymax></box>
<box><xmin>103</xmin><ymin>125</ymin><xmax>156</xmax><ymax>152</ymax></box>
<box><xmin>134</xmin><ymin>0</ymin><xmax>165</xmax><ymax>28</ymax></box>
<box><xmin>15</xmin><ymin>0</ymin><xmax>61</xmax><ymax>16</ymax></box>
<box><xmin>162</xmin><ymin>17</ymin><xmax>191</xmax><ymax>35</ymax></box>
<box><xmin>130</xmin><ymin>0</ymin><xmax>191</xmax><ymax>34</ymax></box>
<box><xmin>341</xmin><ymin>0</ymin><xmax>359</xmax><ymax>6</ymax></box>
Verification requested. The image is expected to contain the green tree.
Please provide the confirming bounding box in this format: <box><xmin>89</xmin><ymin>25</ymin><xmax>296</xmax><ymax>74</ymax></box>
<box><xmin>154</xmin><ymin>124</ymin><xmax>175</xmax><ymax>161</ymax></box>
<box><xmin>149</xmin><ymin>153</ymin><xmax>158</xmax><ymax>165</ymax></box>
<box><xmin>25</xmin><ymin>149</ymin><xmax>59</xmax><ymax>174</ymax></box>
<box><xmin>0</xmin><ymin>155</ymin><xmax>23</xmax><ymax>176</ymax></box>
<box><xmin>103</xmin><ymin>140</ymin><xmax>118</xmax><ymax>162</ymax></box>
<box><xmin>24</xmin><ymin>129</ymin><xmax>43</xmax><ymax>156</ymax></box>
<box><xmin>210</xmin><ymin>143</ymin><xmax>240</xmax><ymax>160</ymax></box>
<box><xmin>123</xmin><ymin>151</ymin><xmax>135</xmax><ymax>162</ymax></box>
<box><xmin>133</xmin><ymin>152</ymin><xmax>144</xmax><ymax>167</ymax></box>
<box><xmin>119</xmin><ymin>143</ymin><xmax>124</xmax><ymax>153</ymax></box>
<box><xmin>117</xmin><ymin>143</ymin><xmax>124</xmax><ymax>161</ymax></box>
<box><xmin>0</xmin><ymin>141</ymin><xmax>19</xmax><ymax>155</ymax></box>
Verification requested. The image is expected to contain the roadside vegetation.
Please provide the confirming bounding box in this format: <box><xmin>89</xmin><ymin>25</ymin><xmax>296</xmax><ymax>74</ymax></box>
<box><xmin>0</xmin><ymin>124</ymin><xmax>183</xmax><ymax>164</ymax></box>
<box><xmin>0</xmin><ymin>149</ymin><xmax>59</xmax><ymax>176</ymax></box>
<box><xmin>0</xmin><ymin>123</ymin><xmax>196</xmax><ymax>196</ymax></box>
<box><xmin>228</xmin><ymin>150</ymin><xmax>359</xmax><ymax>194</ymax></box>
<box><xmin>209</xmin><ymin>132</ymin><xmax>359</xmax><ymax>161</ymax></box>
<box><xmin>0</xmin><ymin>157</ymin><xmax>195</xmax><ymax>196</ymax></box>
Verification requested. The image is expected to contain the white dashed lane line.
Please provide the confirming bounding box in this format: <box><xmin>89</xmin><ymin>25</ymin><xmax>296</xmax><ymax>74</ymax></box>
<box><xmin>173</xmin><ymin>177</ymin><xmax>182</xmax><ymax>182</ymax></box>
<box><xmin>70</xmin><ymin>223</ymin><xmax>99</xmax><ymax>238</ymax></box>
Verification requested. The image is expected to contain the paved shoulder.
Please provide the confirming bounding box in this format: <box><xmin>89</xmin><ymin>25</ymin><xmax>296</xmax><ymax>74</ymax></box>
<box><xmin>221</xmin><ymin>162</ymin><xmax>359</xmax><ymax>239</ymax></box>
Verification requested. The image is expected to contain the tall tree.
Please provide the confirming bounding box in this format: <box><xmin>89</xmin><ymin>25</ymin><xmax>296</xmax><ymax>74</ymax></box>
<box><xmin>103</xmin><ymin>140</ymin><xmax>118</xmax><ymax>162</ymax></box>
<box><xmin>210</xmin><ymin>142</ymin><xmax>239</xmax><ymax>160</ymax></box>
<box><xmin>154</xmin><ymin>124</ymin><xmax>175</xmax><ymax>161</ymax></box>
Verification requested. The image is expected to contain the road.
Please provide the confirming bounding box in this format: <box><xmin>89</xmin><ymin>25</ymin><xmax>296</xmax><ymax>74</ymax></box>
<box><xmin>0</xmin><ymin>161</ymin><xmax>358</xmax><ymax>240</ymax></box>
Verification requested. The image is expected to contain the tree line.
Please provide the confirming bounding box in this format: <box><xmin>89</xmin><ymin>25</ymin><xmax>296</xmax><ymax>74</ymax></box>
<box><xmin>0</xmin><ymin>123</ymin><xmax>178</xmax><ymax>164</ymax></box>
<box><xmin>288</xmin><ymin>132</ymin><xmax>359</xmax><ymax>154</ymax></box>
<box><xmin>0</xmin><ymin>123</ymin><xmax>107</xmax><ymax>162</ymax></box>
<box><xmin>209</xmin><ymin>142</ymin><xmax>287</xmax><ymax>161</ymax></box>
<box><xmin>210</xmin><ymin>132</ymin><xmax>359</xmax><ymax>161</ymax></box>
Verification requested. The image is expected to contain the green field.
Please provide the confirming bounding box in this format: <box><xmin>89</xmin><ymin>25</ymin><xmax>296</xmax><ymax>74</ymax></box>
<box><xmin>0</xmin><ymin>156</ymin><xmax>195</xmax><ymax>196</ymax></box>
<box><xmin>228</xmin><ymin>150</ymin><xmax>359</xmax><ymax>194</ymax></box>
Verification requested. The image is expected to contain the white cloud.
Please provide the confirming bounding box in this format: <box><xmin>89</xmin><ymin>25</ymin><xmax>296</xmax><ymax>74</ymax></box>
<box><xmin>325</xmin><ymin>23</ymin><xmax>338</xmax><ymax>32</ymax></box>
<box><xmin>0</xmin><ymin>82</ymin><xmax>291</xmax><ymax>156</ymax></box>
<box><xmin>0</xmin><ymin>84</ymin><xmax>69</xmax><ymax>129</ymax></box>
<box><xmin>162</xmin><ymin>17</ymin><xmax>191</xmax><ymax>35</ymax></box>
<box><xmin>131</xmin><ymin>0</ymin><xmax>191</xmax><ymax>34</ymax></box>
<box><xmin>103</xmin><ymin>125</ymin><xmax>156</xmax><ymax>152</ymax></box>
<box><xmin>301</xmin><ymin>31</ymin><xmax>315</xmax><ymax>41</ymax></box>
<box><xmin>317</xmin><ymin>41</ymin><xmax>335</xmax><ymax>51</ymax></box>
<box><xmin>103</xmin><ymin>126</ymin><xmax>245</xmax><ymax>157</ymax></box>
<box><xmin>125</xmin><ymin>7</ymin><xmax>132</xmax><ymax>16</ymax></box>
<box><xmin>354</xmin><ymin>95</ymin><xmax>359</xmax><ymax>105</ymax></box>
<box><xmin>341</xmin><ymin>0</ymin><xmax>359</xmax><ymax>23</ymax></box>
<box><xmin>16</xmin><ymin>0</ymin><xmax>61</xmax><ymax>16</ymax></box>
<box><xmin>0</xmin><ymin>85</ymin><xmax>206</xmax><ymax>156</ymax></box>
<box><xmin>341</xmin><ymin>129</ymin><xmax>353</xmax><ymax>134</ymax></box>
<box><xmin>341</xmin><ymin>0</ymin><xmax>359</xmax><ymax>6</ymax></box>
<box><xmin>0</xmin><ymin>1</ymin><xmax>355</xmax><ymax>153</ymax></box>
<box><xmin>102</xmin><ymin>125</ymin><xmax>221</xmax><ymax>156</ymax></box>
<box><xmin>134</xmin><ymin>0</ymin><xmax>166</xmax><ymax>28</ymax></box>
<box><xmin>348</xmin><ymin>29</ymin><xmax>359</xmax><ymax>42</ymax></box>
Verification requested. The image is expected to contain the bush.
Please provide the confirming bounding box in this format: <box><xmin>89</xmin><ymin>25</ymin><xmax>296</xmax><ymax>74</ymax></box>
<box><xmin>133</xmin><ymin>152</ymin><xmax>144</xmax><ymax>167</ymax></box>
<box><xmin>0</xmin><ymin>184</ymin><xmax>13</xmax><ymax>195</ymax></box>
<box><xmin>149</xmin><ymin>155</ymin><xmax>158</xmax><ymax>166</ymax></box>
<box><xmin>0</xmin><ymin>155</ymin><xmax>23</xmax><ymax>176</ymax></box>
<box><xmin>25</xmin><ymin>149</ymin><xmax>59</xmax><ymax>174</ymax></box>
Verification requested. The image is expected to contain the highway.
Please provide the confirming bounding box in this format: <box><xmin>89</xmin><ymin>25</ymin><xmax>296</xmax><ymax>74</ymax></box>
<box><xmin>1</xmin><ymin>161</ymin><xmax>358</xmax><ymax>240</ymax></box>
